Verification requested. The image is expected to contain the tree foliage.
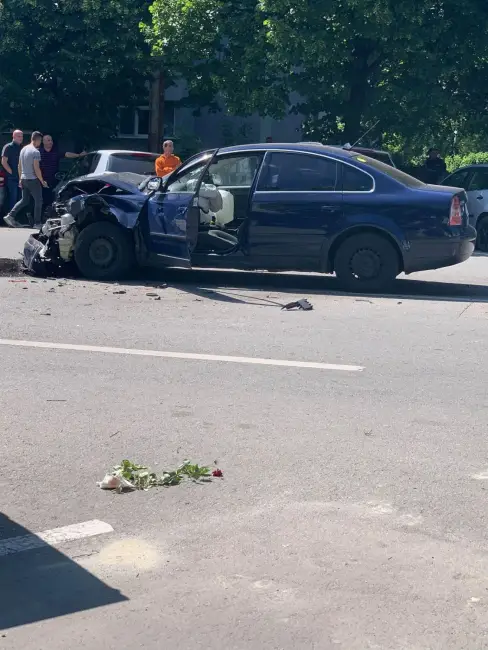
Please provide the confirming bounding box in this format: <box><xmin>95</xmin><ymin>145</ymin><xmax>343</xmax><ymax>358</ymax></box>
<box><xmin>143</xmin><ymin>0</ymin><xmax>488</xmax><ymax>153</ymax></box>
<box><xmin>0</xmin><ymin>0</ymin><xmax>153</xmax><ymax>144</ymax></box>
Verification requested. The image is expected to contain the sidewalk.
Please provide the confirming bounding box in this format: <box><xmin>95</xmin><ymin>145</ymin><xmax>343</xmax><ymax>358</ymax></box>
<box><xmin>0</xmin><ymin>227</ymin><xmax>35</xmax><ymax>260</ymax></box>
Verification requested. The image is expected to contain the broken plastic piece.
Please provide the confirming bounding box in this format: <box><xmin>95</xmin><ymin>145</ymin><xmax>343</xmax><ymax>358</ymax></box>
<box><xmin>97</xmin><ymin>474</ymin><xmax>134</xmax><ymax>492</ymax></box>
<box><xmin>281</xmin><ymin>298</ymin><xmax>313</xmax><ymax>311</ymax></box>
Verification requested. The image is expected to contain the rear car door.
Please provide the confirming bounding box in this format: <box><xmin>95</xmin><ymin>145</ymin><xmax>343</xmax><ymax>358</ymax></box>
<box><xmin>144</xmin><ymin>151</ymin><xmax>217</xmax><ymax>267</ymax></box>
<box><xmin>249</xmin><ymin>151</ymin><xmax>342</xmax><ymax>269</ymax></box>
<box><xmin>466</xmin><ymin>168</ymin><xmax>488</xmax><ymax>228</ymax></box>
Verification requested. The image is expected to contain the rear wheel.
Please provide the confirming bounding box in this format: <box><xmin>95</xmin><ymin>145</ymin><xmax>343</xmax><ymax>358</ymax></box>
<box><xmin>476</xmin><ymin>215</ymin><xmax>488</xmax><ymax>252</ymax></box>
<box><xmin>74</xmin><ymin>221</ymin><xmax>135</xmax><ymax>281</ymax></box>
<box><xmin>333</xmin><ymin>233</ymin><xmax>399</xmax><ymax>292</ymax></box>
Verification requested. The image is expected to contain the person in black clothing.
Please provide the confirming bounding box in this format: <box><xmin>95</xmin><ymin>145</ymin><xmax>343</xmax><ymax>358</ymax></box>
<box><xmin>424</xmin><ymin>148</ymin><xmax>447</xmax><ymax>184</ymax></box>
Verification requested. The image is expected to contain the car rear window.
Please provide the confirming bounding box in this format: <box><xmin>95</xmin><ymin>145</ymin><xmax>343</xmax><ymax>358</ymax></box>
<box><xmin>107</xmin><ymin>153</ymin><xmax>158</xmax><ymax>175</ymax></box>
<box><xmin>352</xmin><ymin>149</ymin><xmax>393</xmax><ymax>166</ymax></box>
<box><xmin>351</xmin><ymin>154</ymin><xmax>425</xmax><ymax>188</ymax></box>
<box><xmin>258</xmin><ymin>152</ymin><xmax>338</xmax><ymax>191</ymax></box>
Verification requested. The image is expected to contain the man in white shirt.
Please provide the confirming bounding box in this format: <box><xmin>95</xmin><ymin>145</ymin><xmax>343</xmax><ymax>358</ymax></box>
<box><xmin>3</xmin><ymin>131</ymin><xmax>47</xmax><ymax>229</ymax></box>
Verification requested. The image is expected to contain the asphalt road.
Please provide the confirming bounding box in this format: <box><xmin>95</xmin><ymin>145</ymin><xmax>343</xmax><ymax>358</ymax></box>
<box><xmin>1</xmin><ymin>235</ymin><xmax>488</xmax><ymax>649</ymax></box>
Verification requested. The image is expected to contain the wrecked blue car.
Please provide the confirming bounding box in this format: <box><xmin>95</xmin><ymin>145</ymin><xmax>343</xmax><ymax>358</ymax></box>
<box><xmin>23</xmin><ymin>144</ymin><xmax>475</xmax><ymax>292</ymax></box>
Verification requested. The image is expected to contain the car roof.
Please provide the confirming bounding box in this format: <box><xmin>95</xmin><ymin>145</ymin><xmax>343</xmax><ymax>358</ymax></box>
<box><xmin>458</xmin><ymin>164</ymin><xmax>488</xmax><ymax>169</ymax></box>
<box><xmin>350</xmin><ymin>146</ymin><xmax>391</xmax><ymax>156</ymax></box>
<box><xmin>91</xmin><ymin>149</ymin><xmax>159</xmax><ymax>157</ymax></box>
<box><xmin>218</xmin><ymin>142</ymin><xmax>358</xmax><ymax>161</ymax></box>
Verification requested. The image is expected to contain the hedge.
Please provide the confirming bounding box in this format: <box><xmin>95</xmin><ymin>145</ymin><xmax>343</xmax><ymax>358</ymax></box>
<box><xmin>445</xmin><ymin>152</ymin><xmax>488</xmax><ymax>173</ymax></box>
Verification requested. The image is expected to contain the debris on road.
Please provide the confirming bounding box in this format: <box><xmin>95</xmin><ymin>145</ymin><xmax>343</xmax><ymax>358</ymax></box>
<box><xmin>281</xmin><ymin>298</ymin><xmax>313</xmax><ymax>311</ymax></box>
<box><xmin>8</xmin><ymin>279</ymin><xmax>27</xmax><ymax>283</ymax></box>
<box><xmin>113</xmin><ymin>290</ymin><xmax>126</xmax><ymax>294</ymax></box>
<box><xmin>212</xmin><ymin>468</ymin><xmax>223</xmax><ymax>477</ymax></box>
<box><xmin>98</xmin><ymin>459</ymin><xmax>221</xmax><ymax>493</ymax></box>
<box><xmin>146</xmin><ymin>292</ymin><xmax>158</xmax><ymax>297</ymax></box>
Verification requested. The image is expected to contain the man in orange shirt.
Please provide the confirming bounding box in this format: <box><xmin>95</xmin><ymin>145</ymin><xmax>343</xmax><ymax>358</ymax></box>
<box><xmin>155</xmin><ymin>140</ymin><xmax>181</xmax><ymax>177</ymax></box>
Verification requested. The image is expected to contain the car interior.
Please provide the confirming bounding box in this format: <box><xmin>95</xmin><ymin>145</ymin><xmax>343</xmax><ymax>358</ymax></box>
<box><xmin>165</xmin><ymin>153</ymin><xmax>265</xmax><ymax>255</ymax></box>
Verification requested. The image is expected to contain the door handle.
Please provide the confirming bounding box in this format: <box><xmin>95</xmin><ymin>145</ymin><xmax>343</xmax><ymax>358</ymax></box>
<box><xmin>477</xmin><ymin>196</ymin><xmax>483</xmax><ymax>200</ymax></box>
<box><xmin>321</xmin><ymin>206</ymin><xmax>337</xmax><ymax>212</ymax></box>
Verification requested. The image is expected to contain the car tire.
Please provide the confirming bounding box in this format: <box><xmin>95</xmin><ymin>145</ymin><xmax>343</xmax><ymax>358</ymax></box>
<box><xmin>333</xmin><ymin>232</ymin><xmax>399</xmax><ymax>292</ymax></box>
<box><xmin>74</xmin><ymin>221</ymin><xmax>135</xmax><ymax>281</ymax></box>
<box><xmin>476</xmin><ymin>215</ymin><xmax>488</xmax><ymax>252</ymax></box>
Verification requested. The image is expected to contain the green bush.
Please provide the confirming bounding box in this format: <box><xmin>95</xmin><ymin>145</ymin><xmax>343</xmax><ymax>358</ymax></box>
<box><xmin>445</xmin><ymin>152</ymin><xmax>488</xmax><ymax>173</ymax></box>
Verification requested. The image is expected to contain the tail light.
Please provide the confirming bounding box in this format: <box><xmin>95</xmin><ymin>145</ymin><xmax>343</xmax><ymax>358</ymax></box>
<box><xmin>449</xmin><ymin>195</ymin><xmax>462</xmax><ymax>226</ymax></box>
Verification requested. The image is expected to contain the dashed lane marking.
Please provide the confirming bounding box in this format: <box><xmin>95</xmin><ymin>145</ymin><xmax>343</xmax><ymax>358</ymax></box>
<box><xmin>0</xmin><ymin>520</ymin><xmax>114</xmax><ymax>557</ymax></box>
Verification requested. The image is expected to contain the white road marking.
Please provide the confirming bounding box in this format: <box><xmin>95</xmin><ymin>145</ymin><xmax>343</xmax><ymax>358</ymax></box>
<box><xmin>0</xmin><ymin>338</ymin><xmax>364</xmax><ymax>372</ymax></box>
<box><xmin>0</xmin><ymin>520</ymin><xmax>113</xmax><ymax>557</ymax></box>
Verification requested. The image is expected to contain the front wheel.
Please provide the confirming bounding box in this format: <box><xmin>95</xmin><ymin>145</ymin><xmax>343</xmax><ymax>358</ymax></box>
<box><xmin>74</xmin><ymin>221</ymin><xmax>135</xmax><ymax>281</ymax></box>
<box><xmin>333</xmin><ymin>233</ymin><xmax>399</xmax><ymax>293</ymax></box>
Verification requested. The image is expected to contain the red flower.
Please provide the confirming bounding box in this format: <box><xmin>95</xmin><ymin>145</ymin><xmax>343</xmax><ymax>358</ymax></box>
<box><xmin>212</xmin><ymin>469</ymin><xmax>223</xmax><ymax>478</ymax></box>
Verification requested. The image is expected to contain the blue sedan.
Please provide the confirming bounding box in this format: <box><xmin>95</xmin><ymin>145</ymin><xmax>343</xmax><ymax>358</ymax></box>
<box><xmin>25</xmin><ymin>143</ymin><xmax>476</xmax><ymax>292</ymax></box>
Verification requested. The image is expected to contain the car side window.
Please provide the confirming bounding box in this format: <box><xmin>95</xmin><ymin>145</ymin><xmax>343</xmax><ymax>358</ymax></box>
<box><xmin>443</xmin><ymin>169</ymin><xmax>470</xmax><ymax>190</ymax></box>
<box><xmin>257</xmin><ymin>152</ymin><xmax>338</xmax><ymax>191</ymax></box>
<box><xmin>468</xmin><ymin>169</ymin><xmax>488</xmax><ymax>192</ymax></box>
<box><xmin>342</xmin><ymin>164</ymin><xmax>374</xmax><ymax>191</ymax></box>
<box><xmin>88</xmin><ymin>154</ymin><xmax>101</xmax><ymax>174</ymax></box>
<box><xmin>207</xmin><ymin>154</ymin><xmax>262</xmax><ymax>187</ymax></box>
<box><xmin>166</xmin><ymin>160</ymin><xmax>209</xmax><ymax>193</ymax></box>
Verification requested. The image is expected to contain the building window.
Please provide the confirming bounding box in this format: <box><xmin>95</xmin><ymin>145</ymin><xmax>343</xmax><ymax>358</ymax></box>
<box><xmin>118</xmin><ymin>104</ymin><xmax>175</xmax><ymax>138</ymax></box>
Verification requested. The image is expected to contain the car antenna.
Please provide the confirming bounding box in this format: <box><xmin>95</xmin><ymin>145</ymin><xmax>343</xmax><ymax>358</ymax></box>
<box><xmin>349</xmin><ymin>120</ymin><xmax>381</xmax><ymax>149</ymax></box>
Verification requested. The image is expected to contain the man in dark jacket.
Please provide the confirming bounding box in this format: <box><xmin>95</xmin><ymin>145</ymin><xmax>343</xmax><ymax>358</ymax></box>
<box><xmin>1</xmin><ymin>130</ymin><xmax>23</xmax><ymax>212</ymax></box>
<box><xmin>424</xmin><ymin>148</ymin><xmax>447</xmax><ymax>184</ymax></box>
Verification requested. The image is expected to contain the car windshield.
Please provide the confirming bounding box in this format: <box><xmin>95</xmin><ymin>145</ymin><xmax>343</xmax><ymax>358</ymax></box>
<box><xmin>351</xmin><ymin>153</ymin><xmax>425</xmax><ymax>188</ymax></box>
<box><xmin>106</xmin><ymin>153</ymin><xmax>158</xmax><ymax>175</ymax></box>
<box><xmin>102</xmin><ymin>172</ymin><xmax>145</xmax><ymax>188</ymax></box>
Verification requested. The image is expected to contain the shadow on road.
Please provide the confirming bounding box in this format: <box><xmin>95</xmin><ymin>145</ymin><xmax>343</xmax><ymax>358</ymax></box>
<box><xmin>0</xmin><ymin>513</ymin><xmax>127</xmax><ymax>630</ymax></box>
<box><xmin>134</xmin><ymin>267</ymin><xmax>488</xmax><ymax>305</ymax></box>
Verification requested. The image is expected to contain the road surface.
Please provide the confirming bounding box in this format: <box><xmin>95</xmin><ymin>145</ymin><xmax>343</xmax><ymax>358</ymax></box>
<box><xmin>1</xmin><ymin>233</ymin><xmax>488</xmax><ymax>649</ymax></box>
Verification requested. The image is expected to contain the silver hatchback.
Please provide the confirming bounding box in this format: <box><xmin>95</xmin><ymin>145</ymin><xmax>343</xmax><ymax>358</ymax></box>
<box><xmin>441</xmin><ymin>165</ymin><xmax>488</xmax><ymax>251</ymax></box>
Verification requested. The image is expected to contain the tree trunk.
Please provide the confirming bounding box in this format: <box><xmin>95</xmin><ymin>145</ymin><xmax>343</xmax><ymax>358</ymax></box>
<box><xmin>342</xmin><ymin>41</ymin><xmax>381</xmax><ymax>145</ymax></box>
<box><xmin>148</xmin><ymin>69</ymin><xmax>164</xmax><ymax>153</ymax></box>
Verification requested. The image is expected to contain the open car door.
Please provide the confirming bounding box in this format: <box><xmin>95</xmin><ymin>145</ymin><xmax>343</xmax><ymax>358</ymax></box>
<box><xmin>144</xmin><ymin>150</ymin><xmax>218</xmax><ymax>267</ymax></box>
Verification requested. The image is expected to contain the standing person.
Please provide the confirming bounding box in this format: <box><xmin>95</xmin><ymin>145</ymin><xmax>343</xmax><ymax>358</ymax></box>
<box><xmin>424</xmin><ymin>148</ymin><xmax>447</xmax><ymax>184</ymax></box>
<box><xmin>40</xmin><ymin>134</ymin><xmax>86</xmax><ymax>212</ymax></box>
<box><xmin>3</xmin><ymin>131</ymin><xmax>47</xmax><ymax>229</ymax></box>
<box><xmin>1</xmin><ymin>129</ymin><xmax>23</xmax><ymax>212</ymax></box>
<box><xmin>155</xmin><ymin>140</ymin><xmax>181</xmax><ymax>177</ymax></box>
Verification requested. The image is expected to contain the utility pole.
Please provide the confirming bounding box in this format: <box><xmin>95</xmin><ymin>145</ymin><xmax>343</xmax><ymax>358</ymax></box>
<box><xmin>148</xmin><ymin>68</ymin><xmax>164</xmax><ymax>153</ymax></box>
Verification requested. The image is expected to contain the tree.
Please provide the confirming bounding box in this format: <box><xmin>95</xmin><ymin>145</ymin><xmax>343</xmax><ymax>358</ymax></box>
<box><xmin>0</xmin><ymin>0</ymin><xmax>153</xmax><ymax>144</ymax></box>
<box><xmin>143</xmin><ymin>0</ymin><xmax>488</xmax><ymax>153</ymax></box>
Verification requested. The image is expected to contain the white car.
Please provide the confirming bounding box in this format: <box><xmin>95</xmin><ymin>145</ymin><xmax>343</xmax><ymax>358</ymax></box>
<box><xmin>56</xmin><ymin>149</ymin><xmax>159</xmax><ymax>188</ymax></box>
<box><xmin>441</xmin><ymin>164</ymin><xmax>488</xmax><ymax>251</ymax></box>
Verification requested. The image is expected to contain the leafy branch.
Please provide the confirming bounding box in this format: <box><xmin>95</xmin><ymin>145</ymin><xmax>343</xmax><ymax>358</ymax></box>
<box><xmin>99</xmin><ymin>459</ymin><xmax>222</xmax><ymax>492</ymax></box>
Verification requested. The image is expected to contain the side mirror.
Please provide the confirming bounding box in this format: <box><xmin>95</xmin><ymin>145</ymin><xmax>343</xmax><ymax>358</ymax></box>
<box><xmin>55</xmin><ymin>171</ymin><xmax>66</xmax><ymax>181</ymax></box>
<box><xmin>147</xmin><ymin>178</ymin><xmax>162</xmax><ymax>192</ymax></box>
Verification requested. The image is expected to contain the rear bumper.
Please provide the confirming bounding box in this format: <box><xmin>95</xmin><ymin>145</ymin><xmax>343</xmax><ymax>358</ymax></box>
<box><xmin>404</xmin><ymin>229</ymin><xmax>476</xmax><ymax>274</ymax></box>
